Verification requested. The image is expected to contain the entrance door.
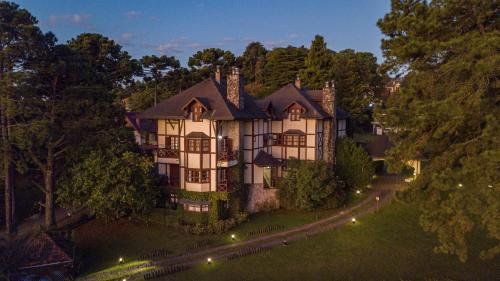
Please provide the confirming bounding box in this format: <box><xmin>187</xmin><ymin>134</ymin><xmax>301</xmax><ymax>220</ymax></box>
<box><xmin>168</xmin><ymin>164</ymin><xmax>180</xmax><ymax>187</ymax></box>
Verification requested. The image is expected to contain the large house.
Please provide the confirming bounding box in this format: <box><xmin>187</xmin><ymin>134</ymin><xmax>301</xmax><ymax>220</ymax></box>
<box><xmin>140</xmin><ymin>67</ymin><xmax>348</xmax><ymax>214</ymax></box>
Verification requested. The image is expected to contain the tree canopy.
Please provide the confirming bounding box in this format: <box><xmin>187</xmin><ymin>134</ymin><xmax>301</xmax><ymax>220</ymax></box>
<box><xmin>377</xmin><ymin>0</ymin><xmax>499</xmax><ymax>262</ymax></box>
<box><xmin>336</xmin><ymin>137</ymin><xmax>374</xmax><ymax>189</ymax></box>
<box><xmin>279</xmin><ymin>159</ymin><xmax>343</xmax><ymax>211</ymax></box>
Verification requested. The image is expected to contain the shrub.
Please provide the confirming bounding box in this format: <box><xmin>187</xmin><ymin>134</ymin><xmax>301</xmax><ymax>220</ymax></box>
<box><xmin>279</xmin><ymin>158</ymin><xmax>343</xmax><ymax>211</ymax></box>
<box><xmin>336</xmin><ymin>137</ymin><xmax>375</xmax><ymax>189</ymax></box>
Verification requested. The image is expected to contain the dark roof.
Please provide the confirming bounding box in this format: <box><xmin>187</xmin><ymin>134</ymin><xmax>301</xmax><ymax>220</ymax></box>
<box><xmin>363</xmin><ymin>135</ymin><xmax>394</xmax><ymax>160</ymax></box>
<box><xmin>140</xmin><ymin>78</ymin><xmax>266</xmax><ymax>120</ymax></box>
<box><xmin>254</xmin><ymin>151</ymin><xmax>282</xmax><ymax>167</ymax></box>
<box><xmin>185</xmin><ymin>132</ymin><xmax>209</xmax><ymax>138</ymax></box>
<box><xmin>259</xmin><ymin>84</ymin><xmax>328</xmax><ymax>119</ymax></box>
<box><xmin>283</xmin><ymin>129</ymin><xmax>305</xmax><ymax>135</ymax></box>
<box><xmin>125</xmin><ymin>112</ymin><xmax>157</xmax><ymax>132</ymax></box>
<box><xmin>18</xmin><ymin>233</ymin><xmax>74</xmax><ymax>270</ymax></box>
<box><xmin>302</xmin><ymin>89</ymin><xmax>349</xmax><ymax>119</ymax></box>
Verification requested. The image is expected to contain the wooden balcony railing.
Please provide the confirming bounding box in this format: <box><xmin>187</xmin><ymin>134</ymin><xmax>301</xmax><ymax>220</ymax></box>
<box><xmin>217</xmin><ymin>150</ymin><xmax>238</xmax><ymax>162</ymax></box>
<box><xmin>216</xmin><ymin>180</ymin><xmax>235</xmax><ymax>192</ymax></box>
<box><xmin>157</xmin><ymin>148</ymin><xmax>180</xmax><ymax>158</ymax></box>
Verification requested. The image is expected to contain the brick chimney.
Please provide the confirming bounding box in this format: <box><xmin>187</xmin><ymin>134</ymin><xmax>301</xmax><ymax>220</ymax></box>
<box><xmin>227</xmin><ymin>67</ymin><xmax>244</xmax><ymax>109</ymax></box>
<box><xmin>294</xmin><ymin>75</ymin><xmax>301</xmax><ymax>89</ymax></box>
<box><xmin>215</xmin><ymin>65</ymin><xmax>221</xmax><ymax>84</ymax></box>
<box><xmin>322</xmin><ymin>81</ymin><xmax>335</xmax><ymax>116</ymax></box>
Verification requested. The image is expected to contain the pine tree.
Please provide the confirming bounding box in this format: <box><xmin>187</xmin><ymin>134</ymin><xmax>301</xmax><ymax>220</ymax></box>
<box><xmin>377</xmin><ymin>0</ymin><xmax>499</xmax><ymax>262</ymax></box>
<box><xmin>300</xmin><ymin>35</ymin><xmax>334</xmax><ymax>89</ymax></box>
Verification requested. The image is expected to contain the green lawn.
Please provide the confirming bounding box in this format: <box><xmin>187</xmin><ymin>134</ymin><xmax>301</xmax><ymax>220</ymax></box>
<box><xmin>74</xmin><ymin>191</ymin><xmax>368</xmax><ymax>275</ymax></box>
<box><xmin>157</xmin><ymin>202</ymin><xmax>499</xmax><ymax>281</ymax></box>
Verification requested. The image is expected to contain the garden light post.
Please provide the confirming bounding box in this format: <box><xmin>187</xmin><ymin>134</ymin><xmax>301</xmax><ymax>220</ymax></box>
<box><xmin>376</xmin><ymin>196</ymin><xmax>380</xmax><ymax>212</ymax></box>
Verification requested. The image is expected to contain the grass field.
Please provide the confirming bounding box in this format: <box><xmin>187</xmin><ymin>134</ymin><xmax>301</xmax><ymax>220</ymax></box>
<box><xmin>74</xmin><ymin>191</ymin><xmax>368</xmax><ymax>275</ymax></box>
<box><xmin>156</xmin><ymin>201</ymin><xmax>499</xmax><ymax>281</ymax></box>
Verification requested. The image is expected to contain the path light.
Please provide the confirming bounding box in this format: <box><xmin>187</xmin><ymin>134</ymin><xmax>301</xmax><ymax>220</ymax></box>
<box><xmin>458</xmin><ymin>183</ymin><xmax>463</xmax><ymax>188</ymax></box>
<box><xmin>351</xmin><ymin>218</ymin><xmax>356</xmax><ymax>224</ymax></box>
<box><xmin>118</xmin><ymin>257</ymin><xmax>124</xmax><ymax>264</ymax></box>
<box><xmin>231</xmin><ymin>234</ymin><xmax>236</xmax><ymax>240</ymax></box>
<box><xmin>218</xmin><ymin>135</ymin><xmax>223</xmax><ymax>139</ymax></box>
<box><xmin>207</xmin><ymin>257</ymin><xmax>212</xmax><ymax>264</ymax></box>
<box><xmin>356</xmin><ymin>190</ymin><xmax>361</xmax><ymax>195</ymax></box>
<box><xmin>376</xmin><ymin>196</ymin><xmax>380</xmax><ymax>212</ymax></box>
<box><xmin>488</xmin><ymin>185</ymin><xmax>493</xmax><ymax>188</ymax></box>
<box><xmin>122</xmin><ymin>279</ymin><xmax>126</xmax><ymax>281</ymax></box>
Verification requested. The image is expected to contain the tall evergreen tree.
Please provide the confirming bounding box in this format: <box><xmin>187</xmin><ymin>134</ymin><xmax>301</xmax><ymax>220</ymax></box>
<box><xmin>377</xmin><ymin>0</ymin><xmax>499</xmax><ymax>262</ymax></box>
<box><xmin>261</xmin><ymin>46</ymin><xmax>307</xmax><ymax>96</ymax></box>
<box><xmin>188</xmin><ymin>48</ymin><xmax>235</xmax><ymax>80</ymax></box>
<box><xmin>239</xmin><ymin>42</ymin><xmax>267</xmax><ymax>96</ymax></box>
<box><xmin>140</xmin><ymin>55</ymin><xmax>180</xmax><ymax>106</ymax></box>
<box><xmin>0</xmin><ymin>1</ymin><xmax>43</xmax><ymax>234</ymax></box>
<box><xmin>300</xmin><ymin>35</ymin><xmax>334</xmax><ymax>89</ymax></box>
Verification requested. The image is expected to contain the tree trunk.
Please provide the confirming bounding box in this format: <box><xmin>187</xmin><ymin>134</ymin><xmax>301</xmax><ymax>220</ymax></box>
<box><xmin>1</xmin><ymin>68</ymin><xmax>15</xmax><ymax>235</ymax></box>
<box><xmin>44</xmin><ymin>152</ymin><xmax>56</xmax><ymax>228</ymax></box>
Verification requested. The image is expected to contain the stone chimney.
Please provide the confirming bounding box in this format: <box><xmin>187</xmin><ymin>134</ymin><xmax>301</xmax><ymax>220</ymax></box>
<box><xmin>322</xmin><ymin>80</ymin><xmax>337</xmax><ymax>165</ymax></box>
<box><xmin>215</xmin><ymin>65</ymin><xmax>221</xmax><ymax>84</ymax></box>
<box><xmin>227</xmin><ymin>67</ymin><xmax>244</xmax><ymax>109</ymax></box>
<box><xmin>294</xmin><ymin>75</ymin><xmax>301</xmax><ymax>89</ymax></box>
<box><xmin>322</xmin><ymin>81</ymin><xmax>336</xmax><ymax>116</ymax></box>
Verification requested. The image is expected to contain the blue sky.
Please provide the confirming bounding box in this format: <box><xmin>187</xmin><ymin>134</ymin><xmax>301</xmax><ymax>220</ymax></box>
<box><xmin>14</xmin><ymin>0</ymin><xmax>390</xmax><ymax>66</ymax></box>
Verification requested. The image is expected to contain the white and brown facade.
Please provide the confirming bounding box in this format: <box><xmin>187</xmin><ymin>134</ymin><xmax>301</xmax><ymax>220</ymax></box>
<box><xmin>140</xmin><ymin>67</ymin><xmax>348</xmax><ymax>213</ymax></box>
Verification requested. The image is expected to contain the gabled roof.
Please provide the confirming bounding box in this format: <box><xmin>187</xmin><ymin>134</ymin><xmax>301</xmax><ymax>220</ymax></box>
<box><xmin>140</xmin><ymin>78</ymin><xmax>266</xmax><ymax>120</ymax></box>
<box><xmin>254</xmin><ymin>151</ymin><xmax>282</xmax><ymax>167</ymax></box>
<box><xmin>181</xmin><ymin>97</ymin><xmax>211</xmax><ymax>111</ymax></box>
<box><xmin>302</xmin><ymin>89</ymin><xmax>349</xmax><ymax>120</ymax></box>
<box><xmin>18</xmin><ymin>233</ymin><xmax>74</xmax><ymax>270</ymax></box>
<box><xmin>260</xmin><ymin>84</ymin><xmax>328</xmax><ymax>119</ymax></box>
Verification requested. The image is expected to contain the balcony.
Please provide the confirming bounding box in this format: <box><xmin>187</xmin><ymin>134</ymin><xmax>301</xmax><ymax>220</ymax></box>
<box><xmin>216</xmin><ymin>180</ymin><xmax>235</xmax><ymax>192</ymax></box>
<box><xmin>157</xmin><ymin>148</ymin><xmax>180</xmax><ymax>158</ymax></box>
<box><xmin>217</xmin><ymin>138</ymin><xmax>238</xmax><ymax>162</ymax></box>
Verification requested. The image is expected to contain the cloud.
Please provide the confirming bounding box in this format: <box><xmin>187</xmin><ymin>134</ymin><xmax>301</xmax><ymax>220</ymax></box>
<box><xmin>263</xmin><ymin>40</ymin><xmax>287</xmax><ymax>49</ymax></box>
<box><xmin>222</xmin><ymin>37</ymin><xmax>235</xmax><ymax>42</ymax></box>
<box><xmin>124</xmin><ymin>10</ymin><xmax>142</xmax><ymax>18</ymax></box>
<box><xmin>48</xmin><ymin>13</ymin><xmax>91</xmax><ymax>27</ymax></box>
<box><xmin>288</xmin><ymin>33</ymin><xmax>301</xmax><ymax>39</ymax></box>
<box><xmin>189</xmin><ymin>42</ymin><xmax>208</xmax><ymax>49</ymax></box>
<box><xmin>156</xmin><ymin>43</ymin><xmax>183</xmax><ymax>54</ymax></box>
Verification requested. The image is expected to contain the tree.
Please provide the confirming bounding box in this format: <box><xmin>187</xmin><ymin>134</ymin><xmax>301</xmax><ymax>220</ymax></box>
<box><xmin>14</xmin><ymin>33</ymin><xmax>136</xmax><ymax>228</ymax></box>
<box><xmin>377</xmin><ymin>0</ymin><xmax>499</xmax><ymax>262</ymax></box>
<box><xmin>279</xmin><ymin>159</ymin><xmax>341</xmax><ymax>211</ymax></box>
<box><xmin>261</xmin><ymin>46</ymin><xmax>307</xmax><ymax>96</ymax></box>
<box><xmin>140</xmin><ymin>55</ymin><xmax>180</xmax><ymax>106</ymax></box>
<box><xmin>238</xmin><ymin>42</ymin><xmax>267</xmax><ymax>96</ymax></box>
<box><xmin>300</xmin><ymin>35</ymin><xmax>334</xmax><ymax>89</ymax></box>
<box><xmin>188</xmin><ymin>48</ymin><xmax>235</xmax><ymax>79</ymax></box>
<box><xmin>331</xmin><ymin>49</ymin><xmax>384</xmax><ymax>126</ymax></box>
<box><xmin>0</xmin><ymin>1</ymin><xmax>43</xmax><ymax>234</ymax></box>
<box><xmin>58</xmin><ymin>148</ymin><xmax>159</xmax><ymax>219</ymax></box>
<box><xmin>336</xmin><ymin>137</ymin><xmax>374</xmax><ymax>189</ymax></box>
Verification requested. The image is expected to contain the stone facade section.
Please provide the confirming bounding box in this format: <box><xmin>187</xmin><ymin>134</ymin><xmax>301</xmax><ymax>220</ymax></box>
<box><xmin>246</xmin><ymin>183</ymin><xmax>279</xmax><ymax>213</ymax></box>
<box><xmin>227</xmin><ymin>67</ymin><xmax>245</xmax><ymax>110</ymax></box>
<box><xmin>322</xmin><ymin>81</ymin><xmax>337</xmax><ymax>164</ymax></box>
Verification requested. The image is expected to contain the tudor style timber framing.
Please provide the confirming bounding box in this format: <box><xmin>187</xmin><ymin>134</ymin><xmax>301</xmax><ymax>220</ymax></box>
<box><xmin>140</xmin><ymin>68</ymin><xmax>349</xmax><ymax>213</ymax></box>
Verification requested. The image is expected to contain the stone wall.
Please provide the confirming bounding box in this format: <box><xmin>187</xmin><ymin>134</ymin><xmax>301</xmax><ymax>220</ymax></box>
<box><xmin>246</xmin><ymin>183</ymin><xmax>279</xmax><ymax>213</ymax></box>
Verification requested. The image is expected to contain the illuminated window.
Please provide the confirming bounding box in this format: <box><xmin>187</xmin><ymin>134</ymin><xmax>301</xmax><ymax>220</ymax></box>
<box><xmin>165</xmin><ymin>136</ymin><xmax>179</xmax><ymax>150</ymax></box>
<box><xmin>290</xmin><ymin>108</ymin><xmax>301</xmax><ymax>121</ymax></box>
<box><xmin>187</xmin><ymin>169</ymin><xmax>210</xmax><ymax>183</ymax></box>
<box><xmin>187</xmin><ymin>138</ymin><xmax>210</xmax><ymax>153</ymax></box>
<box><xmin>284</xmin><ymin>135</ymin><xmax>306</xmax><ymax>147</ymax></box>
<box><xmin>192</xmin><ymin>104</ymin><xmax>203</xmax><ymax>122</ymax></box>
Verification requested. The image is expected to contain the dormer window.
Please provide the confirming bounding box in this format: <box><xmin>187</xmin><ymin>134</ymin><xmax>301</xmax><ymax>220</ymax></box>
<box><xmin>290</xmin><ymin>107</ymin><xmax>301</xmax><ymax>121</ymax></box>
<box><xmin>182</xmin><ymin>97</ymin><xmax>209</xmax><ymax>122</ymax></box>
<box><xmin>284</xmin><ymin>102</ymin><xmax>305</xmax><ymax>122</ymax></box>
<box><xmin>192</xmin><ymin>103</ymin><xmax>203</xmax><ymax>122</ymax></box>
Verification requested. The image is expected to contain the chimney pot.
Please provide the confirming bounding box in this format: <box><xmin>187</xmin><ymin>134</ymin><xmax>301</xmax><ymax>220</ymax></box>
<box><xmin>295</xmin><ymin>75</ymin><xmax>301</xmax><ymax>89</ymax></box>
<box><xmin>215</xmin><ymin>65</ymin><xmax>221</xmax><ymax>84</ymax></box>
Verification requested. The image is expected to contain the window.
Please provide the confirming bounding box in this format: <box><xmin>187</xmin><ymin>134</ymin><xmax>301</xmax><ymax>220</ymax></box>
<box><xmin>201</xmin><ymin>170</ymin><xmax>210</xmax><ymax>183</ymax></box>
<box><xmin>184</xmin><ymin>204</ymin><xmax>208</xmax><ymax>212</ymax></box>
<box><xmin>272</xmin><ymin>134</ymin><xmax>282</xmax><ymax>145</ymax></box>
<box><xmin>158</xmin><ymin>163</ymin><xmax>167</xmax><ymax>175</ymax></box>
<box><xmin>192</xmin><ymin>104</ymin><xmax>203</xmax><ymax>122</ymax></box>
<box><xmin>165</xmin><ymin>136</ymin><xmax>179</xmax><ymax>150</ymax></box>
<box><xmin>290</xmin><ymin>108</ymin><xmax>301</xmax><ymax>121</ymax></box>
<box><xmin>187</xmin><ymin>139</ymin><xmax>210</xmax><ymax>153</ymax></box>
<box><xmin>202</xmin><ymin>139</ymin><xmax>210</xmax><ymax>152</ymax></box>
<box><xmin>187</xmin><ymin>169</ymin><xmax>210</xmax><ymax>183</ymax></box>
<box><xmin>284</xmin><ymin>135</ymin><xmax>306</xmax><ymax>147</ymax></box>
